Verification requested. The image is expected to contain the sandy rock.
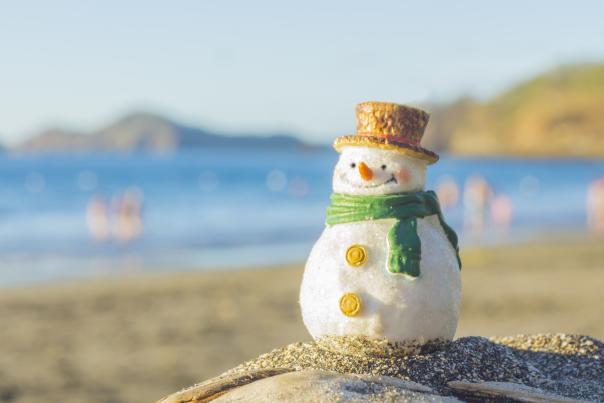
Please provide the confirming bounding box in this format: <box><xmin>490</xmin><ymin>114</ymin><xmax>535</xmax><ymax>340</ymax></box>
<box><xmin>158</xmin><ymin>334</ymin><xmax>603</xmax><ymax>402</ymax></box>
<box><xmin>215</xmin><ymin>370</ymin><xmax>461</xmax><ymax>402</ymax></box>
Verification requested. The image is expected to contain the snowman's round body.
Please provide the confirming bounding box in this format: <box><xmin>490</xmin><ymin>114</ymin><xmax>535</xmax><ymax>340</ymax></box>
<box><xmin>299</xmin><ymin>146</ymin><xmax>461</xmax><ymax>343</ymax></box>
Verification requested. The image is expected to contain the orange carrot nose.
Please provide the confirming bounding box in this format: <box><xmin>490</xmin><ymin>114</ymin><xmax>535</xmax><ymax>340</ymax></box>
<box><xmin>358</xmin><ymin>162</ymin><xmax>373</xmax><ymax>181</ymax></box>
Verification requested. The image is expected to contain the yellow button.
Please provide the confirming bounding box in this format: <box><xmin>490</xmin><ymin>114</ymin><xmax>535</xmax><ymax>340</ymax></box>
<box><xmin>339</xmin><ymin>293</ymin><xmax>362</xmax><ymax>317</ymax></box>
<box><xmin>345</xmin><ymin>244</ymin><xmax>367</xmax><ymax>267</ymax></box>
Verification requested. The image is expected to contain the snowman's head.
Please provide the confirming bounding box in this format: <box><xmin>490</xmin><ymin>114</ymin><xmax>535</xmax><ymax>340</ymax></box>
<box><xmin>333</xmin><ymin>146</ymin><xmax>427</xmax><ymax>195</ymax></box>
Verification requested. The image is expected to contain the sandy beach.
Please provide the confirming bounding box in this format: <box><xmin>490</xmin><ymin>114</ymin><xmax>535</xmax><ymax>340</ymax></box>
<box><xmin>0</xmin><ymin>237</ymin><xmax>602</xmax><ymax>403</ymax></box>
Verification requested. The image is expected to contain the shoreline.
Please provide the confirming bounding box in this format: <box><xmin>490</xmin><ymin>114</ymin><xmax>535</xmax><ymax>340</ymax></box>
<box><xmin>0</xmin><ymin>230</ymin><xmax>598</xmax><ymax>290</ymax></box>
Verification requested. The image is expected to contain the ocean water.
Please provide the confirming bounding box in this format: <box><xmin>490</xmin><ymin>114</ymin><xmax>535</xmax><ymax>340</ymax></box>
<box><xmin>0</xmin><ymin>150</ymin><xmax>603</xmax><ymax>286</ymax></box>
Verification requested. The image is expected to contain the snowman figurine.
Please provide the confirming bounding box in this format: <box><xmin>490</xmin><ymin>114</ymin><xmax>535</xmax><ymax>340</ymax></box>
<box><xmin>300</xmin><ymin>102</ymin><xmax>461</xmax><ymax>344</ymax></box>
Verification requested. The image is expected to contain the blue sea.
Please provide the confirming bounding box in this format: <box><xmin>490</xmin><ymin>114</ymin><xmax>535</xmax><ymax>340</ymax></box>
<box><xmin>1</xmin><ymin>150</ymin><xmax>603</xmax><ymax>286</ymax></box>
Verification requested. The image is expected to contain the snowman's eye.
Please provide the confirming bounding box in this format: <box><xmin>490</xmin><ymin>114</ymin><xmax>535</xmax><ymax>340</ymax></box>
<box><xmin>350</xmin><ymin>163</ymin><xmax>356</xmax><ymax>168</ymax></box>
<box><xmin>381</xmin><ymin>165</ymin><xmax>387</xmax><ymax>170</ymax></box>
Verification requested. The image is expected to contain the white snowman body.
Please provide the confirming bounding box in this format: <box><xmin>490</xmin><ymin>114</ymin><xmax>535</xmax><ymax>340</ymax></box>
<box><xmin>299</xmin><ymin>146</ymin><xmax>461</xmax><ymax>343</ymax></box>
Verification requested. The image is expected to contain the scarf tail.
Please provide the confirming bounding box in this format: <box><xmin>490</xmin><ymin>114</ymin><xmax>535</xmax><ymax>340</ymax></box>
<box><xmin>387</xmin><ymin>217</ymin><xmax>421</xmax><ymax>277</ymax></box>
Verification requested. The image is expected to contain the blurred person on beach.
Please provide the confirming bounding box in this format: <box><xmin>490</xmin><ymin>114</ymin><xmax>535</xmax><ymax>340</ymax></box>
<box><xmin>436</xmin><ymin>177</ymin><xmax>459</xmax><ymax>210</ymax></box>
<box><xmin>463</xmin><ymin>175</ymin><xmax>492</xmax><ymax>237</ymax></box>
<box><xmin>112</xmin><ymin>187</ymin><xmax>144</xmax><ymax>242</ymax></box>
<box><xmin>587</xmin><ymin>178</ymin><xmax>604</xmax><ymax>234</ymax></box>
<box><xmin>86</xmin><ymin>195</ymin><xmax>110</xmax><ymax>241</ymax></box>
<box><xmin>490</xmin><ymin>194</ymin><xmax>513</xmax><ymax>235</ymax></box>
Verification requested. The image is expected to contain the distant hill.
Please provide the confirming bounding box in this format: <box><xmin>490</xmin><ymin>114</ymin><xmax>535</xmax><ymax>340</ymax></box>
<box><xmin>17</xmin><ymin>113</ymin><xmax>319</xmax><ymax>153</ymax></box>
<box><xmin>14</xmin><ymin>63</ymin><xmax>604</xmax><ymax>157</ymax></box>
<box><xmin>424</xmin><ymin>63</ymin><xmax>604</xmax><ymax>157</ymax></box>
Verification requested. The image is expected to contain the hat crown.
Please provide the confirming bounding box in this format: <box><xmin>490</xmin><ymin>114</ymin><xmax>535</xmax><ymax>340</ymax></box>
<box><xmin>334</xmin><ymin>101</ymin><xmax>438</xmax><ymax>164</ymax></box>
<box><xmin>355</xmin><ymin>102</ymin><xmax>429</xmax><ymax>146</ymax></box>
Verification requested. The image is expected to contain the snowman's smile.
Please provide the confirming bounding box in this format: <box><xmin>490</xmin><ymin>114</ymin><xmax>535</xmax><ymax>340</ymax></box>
<box><xmin>352</xmin><ymin>174</ymin><xmax>398</xmax><ymax>188</ymax></box>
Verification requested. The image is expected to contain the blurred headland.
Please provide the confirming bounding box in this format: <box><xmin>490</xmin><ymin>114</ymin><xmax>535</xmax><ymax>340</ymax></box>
<box><xmin>424</xmin><ymin>63</ymin><xmax>604</xmax><ymax>157</ymax></box>
<box><xmin>7</xmin><ymin>62</ymin><xmax>604</xmax><ymax>158</ymax></box>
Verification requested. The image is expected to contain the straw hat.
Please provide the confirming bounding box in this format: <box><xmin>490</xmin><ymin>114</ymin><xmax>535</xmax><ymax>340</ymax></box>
<box><xmin>334</xmin><ymin>102</ymin><xmax>438</xmax><ymax>164</ymax></box>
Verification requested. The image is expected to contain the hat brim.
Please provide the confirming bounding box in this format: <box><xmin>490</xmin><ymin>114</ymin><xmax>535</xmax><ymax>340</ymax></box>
<box><xmin>334</xmin><ymin>135</ymin><xmax>439</xmax><ymax>164</ymax></box>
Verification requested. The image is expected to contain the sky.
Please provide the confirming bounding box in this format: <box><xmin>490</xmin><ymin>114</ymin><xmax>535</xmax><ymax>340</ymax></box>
<box><xmin>1</xmin><ymin>0</ymin><xmax>604</xmax><ymax>145</ymax></box>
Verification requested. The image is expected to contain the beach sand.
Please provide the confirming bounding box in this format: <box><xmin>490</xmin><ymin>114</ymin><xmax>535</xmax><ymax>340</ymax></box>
<box><xmin>0</xmin><ymin>238</ymin><xmax>602</xmax><ymax>403</ymax></box>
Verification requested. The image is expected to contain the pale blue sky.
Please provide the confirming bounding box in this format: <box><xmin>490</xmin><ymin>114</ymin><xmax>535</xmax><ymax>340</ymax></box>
<box><xmin>1</xmin><ymin>0</ymin><xmax>603</xmax><ymax>145</ymax></box>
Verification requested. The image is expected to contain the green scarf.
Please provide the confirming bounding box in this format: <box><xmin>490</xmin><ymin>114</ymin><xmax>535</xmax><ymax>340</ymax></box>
<box><xmin>326</xmin><ymin>191</ymin><xmax>461</xmax><ymax>277</ymax></box>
